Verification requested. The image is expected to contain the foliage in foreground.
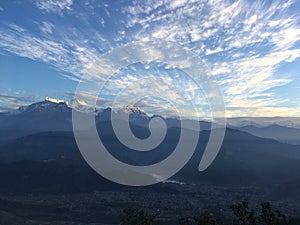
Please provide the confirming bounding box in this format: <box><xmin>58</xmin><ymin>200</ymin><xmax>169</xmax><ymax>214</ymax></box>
<box><xmin>120</xmin><ymin>200</ymin><xmax>292</xmax><ymax>225</ymax></box>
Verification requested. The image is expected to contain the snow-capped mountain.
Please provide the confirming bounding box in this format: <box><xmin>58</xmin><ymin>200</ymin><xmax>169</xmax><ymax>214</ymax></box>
<box><xmin>17</xmin><ymin>100</ymin><xmax>70</xmax><ymax>114</ymax></box>
<box><xmin>95</xmin><ymin>105</ymin><xmax>150</xmax><ymax>128</ymax></box>
<box><xmin>0</xmin><ymin>100</ymin><xmax>73</xmax><ymax>143</ymax></box>
<box><xmin>119</xmin><ymin>105</ymin><xmax>147</xmax><ymax>116</ymax></box>
<box><xmin>0</xmin><ymin>99</ymin><xmax>154</xmax><ymax>142</ymax></box>
<box><xmin>3</xmin><ymin>99</ymin><xmax>300</xmax><ymax>146</ymax></box>
<box><xmin>0</xmin><ymin>99</ymin><xmax>213</xmax><ymax>141</ymax></box>
<box><xmin>70</xmin><ymin>98</ymin><xmax>98</xmax><ymax>115</ymax></box>
<box><xmin>116</xmin><ymin>105</ymin><xmax>149</xmax><ymax>122</ymax></box>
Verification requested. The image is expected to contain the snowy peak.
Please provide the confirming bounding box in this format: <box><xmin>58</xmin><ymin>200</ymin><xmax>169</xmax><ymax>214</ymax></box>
<box><xmin>17</xmin><ymin>100</ymin><xmax>70</xmax><ymax>114</ymax></box>
<box><xmin>118</xmin><ymin>105</ymin><xmax>149</xmax><ymax>122</ymax></box>
<box><xmin>70</xmin><ymin>98</ymin><xmax>88</xmax><ymax>106</ymax></box>
<box><xmin>13</xmin><ymin>99</ymin><xmax>148</xmax><ymax>119</ymax></box>
<box><xmin>119</xmin><ymin>105</ymin><xmax>147</xmax><ymax>116</ymax></box>
<box><xmin>69</xmin><ymin>98</ymin><xmax>97</xmax><ymax>114</ymax></box>
<box><xmin>45</xmin><ymin>97</ymin><xmax>66</xmax><ymax>104</ymax></box>
<box><xmin>96</xmin><ymin>106</ymin><xmax>149</xmax><ymax>124</ymax></box>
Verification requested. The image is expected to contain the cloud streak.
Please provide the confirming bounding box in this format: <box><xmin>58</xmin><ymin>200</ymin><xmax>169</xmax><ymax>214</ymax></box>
<box><xmin>0</xmin><ymin>94</ymin><xmax>40</xmax><ymax>111</ymax></box>
<box><xmin>35</xmin><ymin>0</ymin><xmax>73</xmax><ymax>14</ymax></box>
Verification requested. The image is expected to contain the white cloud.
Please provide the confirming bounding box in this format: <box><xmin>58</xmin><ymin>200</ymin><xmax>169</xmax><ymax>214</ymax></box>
<box><xmin>205</xmin><ymin>47</ymin><xmax>224</xmax><ymax>55</ymax></box>
<box><xmin>35</xmin><ymin>0</ymin><xmax>73</xmax><ymax>14</ymax></box>
<box><xmin>225</xmin><ymin>106</ymin><xmax>300</xmax><ymax>117</ymax></box>
<box><xmin>168</xmin><ymin>0</ymin><xmax>188</xmax><ymax>10</ymax></box>
<box><xmin>0</xmin><ymin>93</ymin><xmax>40</xmax><ymax>111</ymax></box>
<box><xmin>0</xmin><ymin>24</ymin><xmax>99</xmax><ymax>76</ymax></box>
<box><xmin>211</xmin><ymin>66</ymin><xmax>231</xmax><ymax>75</ymax></box>
<box><xmin>40</xmin><ymin>21</ymin><xmax>54</xmax><ymax>34</ymax></box>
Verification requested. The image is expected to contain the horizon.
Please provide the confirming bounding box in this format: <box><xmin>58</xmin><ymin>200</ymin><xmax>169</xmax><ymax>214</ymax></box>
<box><xmin>3</xmin><ymin>97</ymin><xmax>300</xmax><ymax>122</ymax></box>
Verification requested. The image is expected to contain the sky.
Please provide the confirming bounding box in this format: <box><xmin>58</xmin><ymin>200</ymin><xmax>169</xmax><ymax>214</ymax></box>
<box><xmin>0</xmin><ymin>0</ymin><xmax>300</xmax><ymax>118</ymax></box>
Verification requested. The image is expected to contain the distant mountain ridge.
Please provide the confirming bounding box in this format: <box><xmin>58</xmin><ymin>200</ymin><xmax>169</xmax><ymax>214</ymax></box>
<box><xmin>0</xmin><ymin>100</ymin><xmax>300</xmax><ymax>198</ymax></box>
<box><xmin>235</xmin><ymin>124</ymin><xmax>300</xmax><ymax>145</ymax></box>
<box><xmin>0</xmin><ymin>100</ymin><xmax>212</xmax><ymax>143</ymax></box>
<box><xmin>227</xmin><ymin>117</ymin><xmax>300</xmax><ymax>128</ymax></box>
<box><xmin>0</xmin><ymin>100</ymin><xmax>73</xmax><ymax>143</ymax></box>
<box><xmin>1</xmin><ymin>100</ymin><xmax>300</xmax><ymax>146</ymax></box>
<box><xmin>1</xmin><ymin>126</ymin><xmax>300</xmax><ymax>188</ymax></box>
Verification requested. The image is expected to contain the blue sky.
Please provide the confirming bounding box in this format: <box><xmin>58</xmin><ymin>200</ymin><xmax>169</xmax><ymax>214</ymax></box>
<box><xmin>0</xmin><ymin>0</ymin><xmax>300</xmax><ymax>117</ymax></box>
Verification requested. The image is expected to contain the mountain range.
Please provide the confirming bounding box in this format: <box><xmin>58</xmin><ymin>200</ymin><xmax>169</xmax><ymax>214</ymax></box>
<box><xmin>1</xmin><ymin>99</ymin><xmax>299</xmax><ymax>145</ymax></box>
<box><xmin>0</xmin><ymin>100</ymin><xmax>212</xmax><ymax>143</ymax></box>
<box><xmin>0</xmin><ymin>99</ymin><xmax>300</xmax><ymax>199</ymax></box>
<box><xmin>233</xmin><ymin>124</ymin><xmax>300</xmax><ymax>145</ymax></box>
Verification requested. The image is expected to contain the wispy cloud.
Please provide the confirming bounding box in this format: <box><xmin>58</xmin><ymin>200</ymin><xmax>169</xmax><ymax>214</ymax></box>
<box><xmin>65</xmin><ymin>92</ymin><xmax>112</xmax><ymax>107</ymax></box>
<box><xmin>35</xmin><ymin>0</ymin><xmax>73</xmax><ymax>14</ymax></box>
<box><xmin>0</xmin><ymin>23</ymin><xmax>99</xmax><ymax>76</ymax></box>
<box><xmin>40</xmin><ymin>21</ymin><xmax>54</xmax><ymax>35</ymax></box>
<box><xmin>225</xmin><ymin>106</ymin><xmax>299</xmax><ymax>117</ymax></box>
<box><xmin>0</xmin><ymin>94</ymin><xmax>40</xmax><ymax>111</ymax></box>
<box><xmin>123</xmin><ymin>0</ymin><xmax>300</xmax><ymax>116</ymax></box>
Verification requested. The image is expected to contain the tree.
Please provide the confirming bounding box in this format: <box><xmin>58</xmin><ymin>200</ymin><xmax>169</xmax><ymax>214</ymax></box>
<box><xmin>230</xmin><ymin>200</ymin><xmax>257</xmax><ymax>225</ymax></box>
<box><xmin>258</xmin><ymin>202</ymin><xmax>291</xmax><ymax>225</ymax></box>
<box><xmin>194</xmin><ymin>211</ymin><xmax>220</xmax><ymax>225</ymax></box>
<box><xmin>178</xmin><ymin>216</ymin><xmax>192</xmax><ymax>225</ymax></box>
<box><xmin>230</xmin><ymin>200</ymin><xmax>292</xmax><ymax>225</ymax></box>
<box><xmin>177</xmin><ymin>211</ymin><xmax>220</xmax><ymax>225</ymax></box>
<box><xmin>120</xmin><ymin>201</ymin><xmax>293</xmax><ymax>225</ymax></box>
